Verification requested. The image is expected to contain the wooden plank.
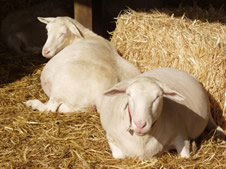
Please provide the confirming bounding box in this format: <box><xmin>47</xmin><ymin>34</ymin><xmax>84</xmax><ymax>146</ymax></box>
<box><xmin>74</xmin><ymin>0</ymin><xmax>93</xmax><ymax>30</ymax></box>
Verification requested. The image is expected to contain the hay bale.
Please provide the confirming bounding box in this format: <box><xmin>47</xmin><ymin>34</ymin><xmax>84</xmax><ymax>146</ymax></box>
<box><xmin>111</xmin><ymin>7</ymin><xmax>226</xmax><ymax>129</ymax></box>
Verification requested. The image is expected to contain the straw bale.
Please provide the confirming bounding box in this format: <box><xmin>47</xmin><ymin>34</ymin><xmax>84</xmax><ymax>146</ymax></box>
<box><xmin>0</xmin><ymin>6</ymin><xmax>225</xmax><ymax>169</ymax></box>
<box><xmin>111</xmin><ymin>7</ymin><xmax>226</xmax><ymax>129</ymax></box>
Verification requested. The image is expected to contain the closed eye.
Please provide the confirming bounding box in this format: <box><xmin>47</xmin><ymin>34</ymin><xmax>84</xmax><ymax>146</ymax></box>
<box><xmin>60</xmin><ymin>32</ymin><xmax>65</xmax><ymax>36</ymax></box>
<box><xmin>124</xmin><ymin>102</ymin><xmax>128</xmax><ymax>110</ymax></box>
<box><xmin>150</xmin><ymin>95</ymin><xmax>161</xmax><ymax>108</ymax></box>
<box><xmin>58</xmin><ymin>33</ymin><xmax>65</xmax><ymax>39</ymax></box>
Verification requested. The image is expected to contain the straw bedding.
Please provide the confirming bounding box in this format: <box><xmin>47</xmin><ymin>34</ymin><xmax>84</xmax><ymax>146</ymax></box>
<box><xmin>0</xmin><ymin>6</ymin><xmax>226</xmax><ymax>169</ymax></box>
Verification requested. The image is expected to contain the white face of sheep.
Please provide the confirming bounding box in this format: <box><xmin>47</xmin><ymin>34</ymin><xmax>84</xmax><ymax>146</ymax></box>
<box><xmin>105</xmin><ymin>77</ymin><xmax>185</xmax><ymax>136</ymax></box>
<box><xmin>37</xmin><ymin>17</ymin><xmax>83</xmax><ymax>58</ymax></box>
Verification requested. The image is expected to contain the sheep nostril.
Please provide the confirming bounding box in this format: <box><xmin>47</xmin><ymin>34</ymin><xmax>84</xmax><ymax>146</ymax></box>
<box><xmin>135</xmin><ymin>120</ymin><xmax>147</xmax><ymax>129</ymax></box>
<box><xmin>43</xmin><ymin>48</ymin><xmax>50</xmax><ymax>56</ymax></box>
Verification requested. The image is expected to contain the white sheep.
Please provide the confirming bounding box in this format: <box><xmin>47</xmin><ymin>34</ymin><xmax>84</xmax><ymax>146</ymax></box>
<box><xmin>99</xmin><ymin>67</ymin><xmax>225</xmax><ymax>159</ymax></box>
<box><xmin>25</xmin><ymin>16</ymin><xmax>140</xmax><ymax>113</ymax></box>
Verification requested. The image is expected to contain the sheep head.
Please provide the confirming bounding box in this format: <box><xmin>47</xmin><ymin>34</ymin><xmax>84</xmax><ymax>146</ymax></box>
<box><xmin>38</xmin><ymin>17</ymin><xmax>83</xmax><ymax>58</ymax></box>
<box><xmin>104</xmin><ymin>77</ymin><xmax>185</xmax><ymax>136</ymax></box>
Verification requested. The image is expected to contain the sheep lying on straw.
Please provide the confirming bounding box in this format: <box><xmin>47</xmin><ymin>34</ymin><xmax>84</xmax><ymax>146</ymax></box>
<box><xmin>100</xmin><ymin>67</ymin><xmax>225</xmax><ymax>159</ymax></box>
<box><xmin>111</xmin><ymin>9</ymin><xmax>226</xmax><ymax>129</ymax></box>
<box><xmin>26</xmin><ymin>16</ymin><xmax>140</xmax><ymax>113</ymax></box>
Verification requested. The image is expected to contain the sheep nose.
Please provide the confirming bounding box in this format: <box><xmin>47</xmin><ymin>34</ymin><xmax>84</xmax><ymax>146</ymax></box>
<box><xmin>43</xmin><ymin>48</ymin><xmax>50</xmax><ymax>56</ymax></box>
<box><xmin>134</xmin><ymin>120</ymin><xmax>147</xmax><ymax>129</ymax></box>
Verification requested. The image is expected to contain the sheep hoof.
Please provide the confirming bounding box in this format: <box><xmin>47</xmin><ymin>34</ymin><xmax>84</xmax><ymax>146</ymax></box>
<box><xmin>179</xmin><ymin>140</ymin><xmax>190</xmax><ymax>158</ymax></box>
<box><xmin>111</xmin><ymin>144</ymin><xmax>125</xmax><ymax>159</ymax></box>
<box><xmin>107</xmin><ymin>134</ymin><xmax>125</xmax><ymax>159</ymax></box>
<box><xmin>112</xmin><ymin>151</ymin><xmax>125</xmax><ymax>159</ymax></box>
<box><xmin>25</xmin><ymin>99</ymin><xmax>46</xmax><ymax>111</ymax></box>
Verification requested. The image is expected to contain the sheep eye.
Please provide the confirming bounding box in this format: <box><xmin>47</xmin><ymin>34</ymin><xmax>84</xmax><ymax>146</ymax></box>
<box><xmin>153</xmin><ymin>95</ymin><xmax>160</xmax><ymax>103</ymax></box>
<box><xmin>124</xmin><ymin>102</ymin><xmax>128</xmax><ymax>110</ymax></box>
<box><xmin>150</xmin><ymin>95</ymin><xmax>160</xmax><ymax>108</ymax></box>
<box><xmin>126</xmin><ymin>92</ymin><xmax>131</xmax><ymax>97</ymax></box>
<box><xmin>58</xmin><ymin>33</ymin><xmax>65</xmax><ymax>39</ymax></box>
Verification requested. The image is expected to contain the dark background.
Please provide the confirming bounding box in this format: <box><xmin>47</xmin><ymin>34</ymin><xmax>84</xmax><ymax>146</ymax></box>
<box><xmin>0</xmin><ymin>0</ymin><xmax>225</xmax><ymax>38</ymax></box>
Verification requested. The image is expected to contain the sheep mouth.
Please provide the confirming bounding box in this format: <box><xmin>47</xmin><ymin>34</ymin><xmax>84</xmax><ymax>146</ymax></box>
<box><xmin>127</xmin><ymin>106</ymin><xmax>157</xmax><ymax>136</ymax></box>
<box><xmin>135</xmin><ymin>131</ymin><xmax>146</xmax><ymax>136</ymax></box>
<box><xmin>134</xmin><ymin>126</ymin><xmax>150</xmax><ymax>136</ymax></box>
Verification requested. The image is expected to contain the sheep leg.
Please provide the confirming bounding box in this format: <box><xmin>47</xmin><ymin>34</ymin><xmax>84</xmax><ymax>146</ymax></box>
<box><xmin>207</xmin><ymin>114</ymin><xmax>226</xmax><ymax>140</ymax></box>
<box><xmin>107</xmin><ymin>134</ymin><xmax>125</xmax><ymax>159</ymax></box>
<box><xmin>25</xmin><ymin>98</ymin><xmax>60</xmax><ymax>112</ymax></box>
<box><xmin>174</xmin><ymin>136</ymin><xmax>190</xmax><ymax>158</ymax></box>
<box><xmin>57</xmin><ymin>103</ymin><xmax>82</xmax><ymax>113</ymax></box>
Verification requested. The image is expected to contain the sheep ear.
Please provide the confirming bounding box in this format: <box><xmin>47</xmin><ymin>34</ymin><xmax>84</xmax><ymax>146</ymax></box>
<box><xmin>104</xmin><ymin>77</ymin><xmax>144</xmax><ymax>96</ymax></box>
<box><xmin>68</xmin><ymin>23</ymin><xmax>83</xmax><ymax>38</ymax></box>
<box><xmin>37</xmin><ymin>17</ymin><xmax>55</xmax><ymax>24</ymax></box>
<box><xmin>104</xmin><ymin>81</ymin><xmax>131</xmax><ymax>96</ymax></box>
<box><xmin>156</xmin><ymin>81</ymin><xmax>185</xmax><ymax>101</ymax></box>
